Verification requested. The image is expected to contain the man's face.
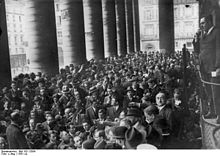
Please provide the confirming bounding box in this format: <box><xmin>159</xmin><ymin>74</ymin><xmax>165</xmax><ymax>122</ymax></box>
<box><xmin>200</xmin><ymin>18</ymin><xmax>211</xmax><ymax>32</ymax></box>
<box><xmin>29</xmin><ymin>119</ymin><xmax>35</xmax><ymax>129</ymax></box>
<box><xmin>50</xmin><ymin>133</ymin><xmax>57</xmax><ymax>143</ymax></box>
<box><xmin>83</xmin><ymin>123</ymin><xmax>90</xmax><ymax>131</ymax></box>
<box><xmin>98</xmin><ymin>112</ymin><xmax>105</xmax><ymax>119</ymax></box>
<box><xmin>125</xmin><ymin>116</ymin><xmax>138</xmax><ymax>126</ymax></box>
<box><xmin>47</xmin><ymin>116</ymin><xmax>53</xmax><ymax>124</ymax></box>
<box><xmin>156</xmin><ymin>93</ymin><xmax>166</xmax><ymax>107</ymax></box>
<box><xmin>0</xmin><ymin>137</ymin><xmax>6</xmax><ymax>149</ymax></box>
<box><xmin>11</xmin><ymin>83</ymin><xmax>17</xmax><ymax>90</ymax></box>
<box><xmin>69</xmin><ymin>125</ymin><xmax>76</xmax><ymax>134</ymax></box>
<box><xmin>61</xmin><ymin>131</ymin><xmax>70</xmax><ymax>142</ymax></box>
<box><xmin>74</xmin><ymin>136</ymin><xmax>82</xmax><ymax>148</ymax></box>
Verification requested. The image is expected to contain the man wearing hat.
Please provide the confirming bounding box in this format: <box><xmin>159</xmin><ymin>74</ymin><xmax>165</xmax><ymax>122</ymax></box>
<box><xmin>58</xmin><ymin>85</ymin><xmax>72</xmax><ymax>115</ymax></box>
<box><xmin>125</xmin><ymin>127</ymin><xmax>144</xmax><ymax>149</ymax></box>
<box><xmin>106</xmin><ymin>96</ymin><xmax>123</xmax><ymax>121</ymax></box>
<box><xmin>85</xmin><ymin>95</ymin><xmax>99</xmax><ymax>125</ymax></box>
<box><xmin>110</xmin><ymin>126</ymin><xmax>128</xmax><ymax>149</ymax></box>
<box><xmin>93</xmin><ymin>130</ymin><xmax>107</xmax><ymax>149</ymax></box>
<box><xmin>6</xmin><ymin>111</ymin><xmax>29</xmax><ymax>149</ymax></box>
<box><xmin>122</xmin><ymin>86</ymin><xmax>139</xmax><ymax>111</ymax></box>
<box><xmin>142</xmin><ymin>105</ymin><xmax>162</xmax><ymax>148</ymax></box>
<box><xmin>125</xmin><ymin>108</ymin><xmax>146</xmax><ymax>140</ymax></box>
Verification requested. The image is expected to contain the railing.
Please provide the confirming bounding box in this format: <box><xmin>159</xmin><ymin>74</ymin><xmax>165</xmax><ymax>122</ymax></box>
<box><xmin>196</xmin><ymin>66</ymin><xmax>220</xmax><ymax>149</ymax></box>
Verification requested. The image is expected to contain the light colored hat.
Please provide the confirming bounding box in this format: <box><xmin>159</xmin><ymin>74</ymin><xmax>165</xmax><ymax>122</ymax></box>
<box><xmin>137</xmin><ymin>143</ymin><xmax>157</xmax><ymax>149</ymax></box>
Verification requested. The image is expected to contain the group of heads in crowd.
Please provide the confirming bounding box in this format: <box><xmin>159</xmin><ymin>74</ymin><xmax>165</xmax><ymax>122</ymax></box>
<box><xmin>0</xmin><ymin>51</ymin><xmax>201</xmax><ymax>149</ymax></box>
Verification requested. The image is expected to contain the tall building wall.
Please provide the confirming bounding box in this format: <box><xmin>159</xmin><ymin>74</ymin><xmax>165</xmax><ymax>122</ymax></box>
<box><xmin>5</xmin><ymin>0</ymin><xmax>28</xmax><ymax>77</ymax></box>
<box><xmin>139</xmin><ymin>0</ymin><xmax>199</xmax><ymax>52</ymax></box>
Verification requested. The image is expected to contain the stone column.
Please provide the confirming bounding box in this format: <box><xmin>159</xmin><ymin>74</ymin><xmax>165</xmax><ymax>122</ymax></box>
<box><xmin>83</xmin><ymin>0</ymin><xmax>104</xmax><ymax>61</ymax></box>
<box><xmin>125</xmin><ymin>0</ymin><xmax>134</xmax><ymax>53</ymax></box>
<box><xmin>61</xmin><ymin>0</ymin><xmax>86</xmax><ymax>65</ymax></box>
<box><xmin>102</xmin><ymin>0</ymin><xmax>117</xmax><ymax>58</ymax></box>
<box><xmin>132</xmin><ymin>0</ymin><xmax>140</xmax><ymax>52</ymax></box>
<box><xmin>159</xmin><ymin>0</ymin><xmax>174</xmax><ymax>55</ymax></box>
<box><xmin>25</xmin><ymin>0</ymin><xmax>59</xmax><ymax>75</ymax></box>
<box><xmin>0</xmin><ymin>0</ymin><xmax>12</xmax><ymax>87</ymax></box>
<box><xmin>115</xmin><ymin>0</ymin><xmax>127</xmax><ymax>56</ymax></box>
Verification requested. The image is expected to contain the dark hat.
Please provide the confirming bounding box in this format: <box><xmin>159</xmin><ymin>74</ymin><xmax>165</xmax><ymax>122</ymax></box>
<box><xmin>67</xmin><ymin>74</ymin><xmax>72</xmax><ymax>79</ymax></box>
<box><xmin>147</xmin><ymin>78</ymin><xmax>156</xmax><ymax>84</ymax></box>
<box><xmin>89</xmin><ymin>86</ymin><xmax>98</xmax><ymax>94</ymax></box>
<box><xmin>105</xmin><ymin>143</ymin><xmax>122</xmax><ymax>149</ymax></box>
<box><xmin>82</xmin><ymin>139</ymin><xmax>96</xmax><ymax>149</ymax></box>
<box><xmin>98</xmin><ymin>109</ymin><xmax>106</xmax><ymax>114</ymax></box>
<box><xmin>72</xmin><ymin>79</ymin><xmax>80</xmax><ymax>85</ymax></box>
<box><xmin>2</xmin><ymin>87</ymin><xmax>9</xmax><ymax>94</ymax></box>
<box><xmin>125</xmin><ymin>127</ymin><xmax>143</xmax><ymax>149</ymax></box>
<box><xmin>126</xmin><ymin>108</ymin><xmax>142</xmax><ymax>118</ymax></box>
<box><xmin>62</xmin><ymin>85</ymin><xmax>70</xmax><ymax>94</ymax></box>
<box><xmin>10</xmin><ymin>111</ymin><xmax>21</xmax><ymax>122</ymax></box>
<box><xmin>94</xmin><ymin>139</ymin><xmax>106</xmax><ymax>149</ymax></box>
<box><xmin>35</xmin><ymin>123</ymin><xmax>44</xmax><ymax>131</ymax></box>
<box><xmin>36</xmin><ymin>72</ymin><xmax>42</xmax><ymax>77</ymax></box>
<box><xmin>126</xmin><ymin>86</ymin><xmax>134</xmax><ymax>93</ymax></box>
<box><xmin>111</xmin><ymin>126</ymin><xmax>128</xmax><ymax>139</ymax></box>
<box><xmin>33</xmin><ymin>96</ymin><xmax>41</xmax><ymax>102</ymax></box>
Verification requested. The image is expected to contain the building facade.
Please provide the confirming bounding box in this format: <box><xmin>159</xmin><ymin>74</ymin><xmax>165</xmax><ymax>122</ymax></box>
<box><xmin>5</xmin><ymin>0</ymin><xmax>28</xmax><ymax>77</ymax></box>
<box><xmin>139</xmin><ymin>0</ymin><xmax>199</xmax><ymax>52</ymax></box>
<box><xmin>54</xmin><ymin>0</ymin><xmax>64</xmax><ymax>68</ymax></box>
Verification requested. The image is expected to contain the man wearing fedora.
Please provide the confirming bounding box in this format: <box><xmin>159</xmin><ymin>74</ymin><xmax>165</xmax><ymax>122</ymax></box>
<box><xmin>125</xmin><ymin>127</ymin><xmax>144</xmax><ymax>149</ymax></box>
<box><xmin>142</xmin><ymin>105</ymin><xmax>162</xmax><ymax>148</ymax></box>
<box><xmin>110</xmin><ymin>126</ymin><xmax>128</xmax><ymax>149</ymax></box>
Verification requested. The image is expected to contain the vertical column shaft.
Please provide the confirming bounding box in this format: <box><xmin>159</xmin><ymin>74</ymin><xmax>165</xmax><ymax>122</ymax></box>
<box><xmin>25</xmin><ymin>0</ymin><xmax>59</xmax><ymax>75</ymax></box>
<box><xmin>125</xmin><ymin>0</ymin><xmax>134</xmax><ymax>53</ymax></box>
<box><xmin>61</xmin><ymin>0</ymin><xmax>86</xmax><ymax>65</ymax></box>
<box><xmin>0</xmin><ymin>0</ymin><xmax>11</xmax><ymax>87</ymax></box>
<box><xmin>83</xmin><ymin>0</ymin><xmax>104</xmax><ymax>61</ymax></box>
<box><xmin>115</xmin><ymin>0</ymin><xmax>127</xmax><ymax>56</ymax></box>
<box><xmin>102</xmin><ymin>0</ymin><xmax>117</xmax><ymax>57</ymax></box>
<box><xmin>132</xmin><ymin>0</ymin><xmax>140</xmax><ymax>52</ymax></box>
<box><xmin>159</xmin><ymin>0</ymin><xmax>174</xmax><ymax>55</ymax></box>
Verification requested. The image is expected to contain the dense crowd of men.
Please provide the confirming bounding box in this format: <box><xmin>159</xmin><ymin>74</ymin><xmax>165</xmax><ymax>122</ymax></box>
<box><xmin>0</xmin><ymin>51</ymin><xmax>202</xmax><ymax>149</ymax></box>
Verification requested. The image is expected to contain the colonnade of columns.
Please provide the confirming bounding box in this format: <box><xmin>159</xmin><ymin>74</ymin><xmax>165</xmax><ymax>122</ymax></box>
<box><xmin>0</xmin><ymin>0</ymin><xmax>175</xmax><ymax>87</ymax></box>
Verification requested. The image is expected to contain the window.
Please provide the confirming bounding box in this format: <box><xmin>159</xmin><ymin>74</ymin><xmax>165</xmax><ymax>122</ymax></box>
<box><xmin>58</xmin><ymin>31</ymin><xmax>62</xmax><ymax>37</ymax></box>
<box><xmin>56</xmin><ymin>4</ymin><xmax>59</xmax><ymax>11</ymax></box>
<box><xmin>144</xmin><ymin>10</ymin><xmax>153</xmax><ymax>21</ymax></box>
<box><xmin>144</xmin><ymin>24</ymin><xmax>154</xmax><ymax>36</ymax></box>
<box><xmin>175</xmin><ymin>42</ymin><xmax>179</xmax><ymax>47</ymax></box>
<box><xmin>15</xmin><ymin>36</ymin><xmax>18</xmax><ymax>45</ymax></box>
<box><xmin>174</xmin><ymin>7</ymin><xmax>178</xmax><ymax>19</ymax></box>
<box><xmin>19</xmin><ymin>16</ymin><xmax>22</xmax><ymax>22</ymax></box>
<box><xmin>20</xmin><ymin>36</ymin><xmax>23</xmax><ymax>42</ymax></box>
<box><xmin>186</xmin><ymin>42</ymin><xmax>192</xmax><ymax>47</ymax></box>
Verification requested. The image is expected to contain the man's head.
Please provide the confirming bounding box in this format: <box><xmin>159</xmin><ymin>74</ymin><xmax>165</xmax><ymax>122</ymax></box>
<box><xmin>93</xmin><ymin>130</ymin><xmax>105</xmax><ymax>141</ymax></box>
<box><xmin>98</xmin><ymin>109</ymin><xmax>106</xmax><ymax>120</ymax></box>
<box><xmin>200</xmin><ymin>15</ymin><xmax>213</xmax><ymax>32</ymax></box>
<box><xmin>0</xmin><ymin>137</ymin><xmax>7</xmax><ymax>149</ymax></box>
<box><xmin>156</xmin><ymin>92</ymin><xmax>166</xmax><ymax>107</ymax></box>
<box><xmin>49</xmin><ymin>130</ymin><xmax>57</xmax><ymax>143</ymax></box>
<box><xmin>143</xmin><ymin>105</ymin><xmax>159</xmax><ymax>123</ymax></box>
<box><xmin>60</xmin><ymin>131</ymin><xmax>70</xmax><ymax>142</ymax></box>
<box><xmin>74</xmin><ymin>136</ymin><xmax>82</xmax><ymax>148</ymax></box>
<box><xmin>82</xmin><ymin>122</ymin><xmax>90</xmax><ymax>131</ymax></box>
<box><xmin>11</xmin><ymin>111</ymin><xmax>23</xmax><ymax>125</ymax></box>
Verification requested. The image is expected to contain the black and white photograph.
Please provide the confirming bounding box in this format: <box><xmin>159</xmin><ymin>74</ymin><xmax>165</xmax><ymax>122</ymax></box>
<box><xmin>0</xmin><ymin>0</ymin><xmax>220</xmax><ymax>153</ymax></box>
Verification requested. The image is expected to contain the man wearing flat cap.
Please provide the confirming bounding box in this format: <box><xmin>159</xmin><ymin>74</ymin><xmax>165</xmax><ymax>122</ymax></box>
<box><xmin>6</xmin><ymin>111</ymin><xmax>29</xmax><ymax>149</ymax></box>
